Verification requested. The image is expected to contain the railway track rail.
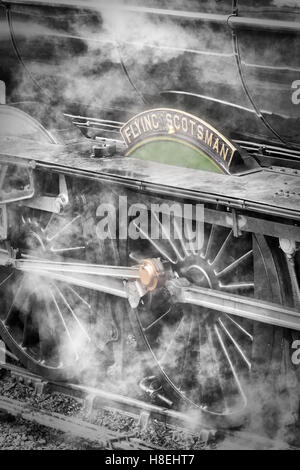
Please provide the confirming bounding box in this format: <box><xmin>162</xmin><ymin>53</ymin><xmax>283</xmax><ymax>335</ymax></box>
<box><xmin>0</xmin><ymin>396</ymin><xmax>157</xmax><ymax>450</ymax></box>
<box><xmin>0</xmin><ymin>360</ymin><xmax>297</xmax><ymax>450</ymax></box>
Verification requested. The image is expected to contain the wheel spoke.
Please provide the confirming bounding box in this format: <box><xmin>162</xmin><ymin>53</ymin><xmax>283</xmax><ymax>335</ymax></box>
<box><xmin>129</xmin><ymin>251</ymin><xmax>144</xmax><ymax>263</ymax></box>
<box><xmin>158</xmin><ymin>313</ymin><xmax>185</xmax><ymax>365</ymax></box>
<box><xmin>49</xmin><ymin>287</ymin><xmax>79</xmax><ymax>361</ymax></box>
<box><xmin>40</xmin><ymin>291</ymin><xmax>62</xmax><ymax>366</ymax></box>
<box><xmin>43</xmin><ymin>212</ymin><xmax>56</xmax><ymax>234</ymax></box>
<box><xmin>184</xmin><ymin>219</ymin><xmax>197</xmax><ymax>255</ymax></box>
<box><xmin>133</xmin><ymin>220</ymin><xmax>177</xmax><ymax>264</ymax></box>
<box><xmin>151</xmin><ymin>211</ymin><xmax>185</xmax><ymax>262</ymax></box>
<box><xmin>178</xmin><ymin>313</ymin><xmax>194</xmax><ymax>391</ymax></box>
<box><xmin>219</xmin><ymin>281</ymin><xmax>254</xmax><ymax>291</ymax></box>
<box><xmin>0</xmin><ymin>165</ymin><xmax>8</xmax><ymax>188</ymax></box>
<box><xmin>5</xmin><ymin>278</ymin><xmax>25</xmax><ymax>324</ymax></box>
<box><xmin>223</xmin><ymin>314</ymin><xmax>253</xmax><ymax>341</ymax></box>
<box><xmin>205</xmin><ymin>324</ymin><xmax>229</xmax><ymax>413</ymax></box>
<box><xmin>214</xmin><ymin>250</ymin><xmax>253</xmax><ymax>277</ymax></box>
<box><xmin>218</xmin><ymin>317</ymin><xmax>251</xmax><ymax>370</ymax></box>
<box><xmin>65</xmin><ymin>285</ymin><xmax>91</xmax><ymax>310</ymax></box>
<box><xmin>174</xmin><ymin>217</ymin><xmax>190</xmax><ymax>258</ymax></box>
<box><xmin>50</xmin><ymin>246</ymin><xmax>86</xmax><ymax>253</ymax></box>
<box><xmin>143</xmin><ymin>307</ymin><xmax>171</xmax><ymax>332</ymax></box>
<box><xmin>0</xmin><ymin>271</ymin><xmax>13</xmax><ymax>288</ymax></box>
<box><xmin>53</xmin><ymin>284</ymin><xmax>91</xmax><ymax>341</ymax></box>
<box><xmin>21</xmin><ymin>313</ymin><xmax>30</xmax><ymax>347</ymax></box>
<box><xmin>46</xmin><ymin>215</ymin><xmax>81</xmax><ymax>242</ymax></box>
<box><xmin>201</xmin><ymin>224</ymin><xmax>216</xmax><ymax>260</ymax></box>
<box><xmin>214</xmin><ymin>324</ymin><xmax>248</xmax><ymax>408</ymax></box>
<box><xmin>208</xmin><ymin>230</ymin><xmax>233</xmax><ymax>266</ymax></box>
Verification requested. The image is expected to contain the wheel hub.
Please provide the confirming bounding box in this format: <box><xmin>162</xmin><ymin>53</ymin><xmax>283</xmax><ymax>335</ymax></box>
<box><xmin>179</xmin><ymin>257</ymin><xmax>214</xmax><ymax>290</ymax></box>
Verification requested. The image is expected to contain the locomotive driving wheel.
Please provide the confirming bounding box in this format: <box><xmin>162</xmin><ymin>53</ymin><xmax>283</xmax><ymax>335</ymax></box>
<box><xmin>0</xmin><ymin>205</ymin><xmax>121</xmax><ymax>381</ymax></box>
<box><xmin>128</xmin><ymin>211</ymin><xmax>297</xmax><ymax>426</ymax></box>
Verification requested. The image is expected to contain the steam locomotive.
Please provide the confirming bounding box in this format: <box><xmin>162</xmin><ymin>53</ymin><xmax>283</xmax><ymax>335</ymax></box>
<box><xmin>0</xmin><ymin>0</ymin><xmax>300</xmax><ymax>432</ymax></box>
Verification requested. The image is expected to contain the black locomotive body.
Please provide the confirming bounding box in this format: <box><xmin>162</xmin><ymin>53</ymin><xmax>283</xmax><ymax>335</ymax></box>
<box><xmin>0</xmin><ymin>0</ymin><xmax>300</xmax><ymax>435</ymax></box>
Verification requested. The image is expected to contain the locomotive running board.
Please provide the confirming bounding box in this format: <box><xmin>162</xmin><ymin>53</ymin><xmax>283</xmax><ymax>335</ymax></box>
<box><xmin>0</xmin><ymin>137</ymin><xmax>300</xmax><ymax>221</ymax></box>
